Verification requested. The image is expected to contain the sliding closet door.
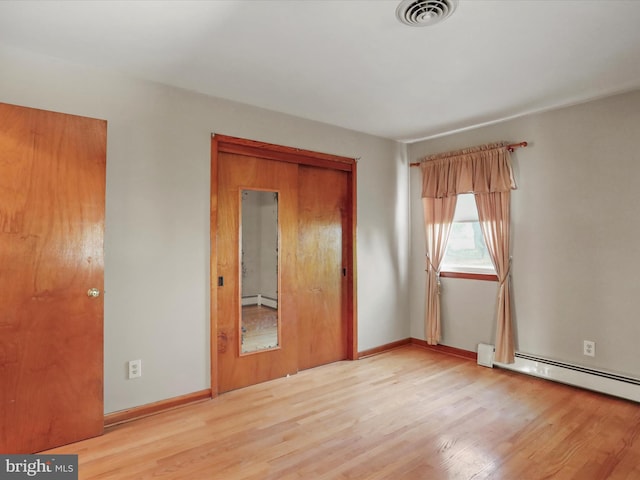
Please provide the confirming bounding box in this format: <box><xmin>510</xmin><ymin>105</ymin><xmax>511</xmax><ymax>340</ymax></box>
<box><xmin>216</xmin><ymin>152</ymin><xmax>298</xmax><ymax>393</ymax></box>
<box><xmin>212</xmin><ymin>135</ymin><xmax>356</xmax><ymax>395</ymax></box>
<box><xmin>297</xmin><ymin>166</ymin><xmax>349</xmax><ymax>370</ymax></box>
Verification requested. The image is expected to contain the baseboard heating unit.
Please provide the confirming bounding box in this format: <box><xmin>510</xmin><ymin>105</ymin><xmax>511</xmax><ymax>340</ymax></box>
<box><xmin>493</xmin><ymin>352</ymin><xmax>640</xmax><ymax>403</ymax></box>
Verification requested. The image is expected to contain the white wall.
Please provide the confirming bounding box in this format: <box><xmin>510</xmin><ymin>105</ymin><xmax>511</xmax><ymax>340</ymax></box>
<box><xmin>0</xmin><ymin>44</ymin><xmax>410</xmax><ymax>413</ymax></box>
<box><xmin>258</xmin><ymin>193</ymin><xmax>278</xmax><ymax>300</ymax></box>
<box><xmin>409</xmin><ymin>89</ymin><xmax>640</xmax><ymax>379</ymax></box>
<box><xmin>241</xmin><ymin>192</ymin><xmax>261</xmax><ymax>297</ymax></box>
<box><xmin>241</xmin><ymin>190</ymin><xmax>278</xmax><ymax>300</ymax></box>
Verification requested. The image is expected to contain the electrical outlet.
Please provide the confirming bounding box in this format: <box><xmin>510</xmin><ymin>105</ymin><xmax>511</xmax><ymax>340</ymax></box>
<box><xmin>583</xmin><ymin>340</ymin><xmax>595</xmax><ymax>357</ymax></box>
<box><xmin>128</xmin><ymin>359</ymin><xmax>142</xmax><ymax>379</ymax></box>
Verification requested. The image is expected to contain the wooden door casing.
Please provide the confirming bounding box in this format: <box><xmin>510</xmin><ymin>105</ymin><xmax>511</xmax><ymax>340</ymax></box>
<box><xmin>0</xmin><ymin>103</ymin><xmax>106</xmax><ymax>453</ymax></box>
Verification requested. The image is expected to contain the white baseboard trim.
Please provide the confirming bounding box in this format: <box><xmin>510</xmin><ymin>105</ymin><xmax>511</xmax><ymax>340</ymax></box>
<box><xmin>241</xmin><ymin>294</ymin><xmax>278</xmax><ymax>309</ymax></box>
<box><xmin>494</xmin><ymin>352</ymin><xmax>640</xmax><ymax>403</ymax></box>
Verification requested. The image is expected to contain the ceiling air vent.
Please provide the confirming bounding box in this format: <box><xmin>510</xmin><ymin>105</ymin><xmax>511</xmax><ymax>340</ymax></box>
<box><xmin>396</xmin><ymin>0</ymin><xmax>458</xmax><ymax>27</ymax></box>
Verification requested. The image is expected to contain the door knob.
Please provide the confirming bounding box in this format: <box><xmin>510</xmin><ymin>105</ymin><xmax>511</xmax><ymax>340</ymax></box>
<box><xmin>87</xmin><ymin>288</ymin><xmax>101</xmax><ymax>298</ymax></box>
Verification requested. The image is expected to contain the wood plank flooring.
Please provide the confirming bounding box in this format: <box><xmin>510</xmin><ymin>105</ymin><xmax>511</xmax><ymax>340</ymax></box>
<box><xmin>242</xmin><ymin>305</ymin><xmax>278</xmax><ymax>353</ymax></box>
<box><xmin>44</xmin><ymin>346</ymin><xmax>640</xmax><ymax>479</ymax></box>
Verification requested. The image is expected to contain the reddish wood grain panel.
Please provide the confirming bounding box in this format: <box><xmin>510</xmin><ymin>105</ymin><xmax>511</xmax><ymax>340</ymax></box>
<box><xmin>297</xmin><ymin>166</ymin><xmax>348</xmax><ymax>370</ymax></box>
<box><xmin>0</xmin><ymin>103</ymin><xmax>106</xmax><ymax>453</ymax></box>
<box><xmin>211</xmin><ymin>135</ymin><xmax>357</xmax><ymax>394</ymax></box>
<box><xmin>216</xmin><ymin>153</ymin><xmax>299</xmax><ymax>392</ymax></box>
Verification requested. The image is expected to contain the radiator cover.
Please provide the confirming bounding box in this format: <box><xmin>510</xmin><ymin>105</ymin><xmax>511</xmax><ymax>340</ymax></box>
<box><xmin>494</xmin><ymin>352</ymin><xmax>640</xmax><ymax>403</ymax></box>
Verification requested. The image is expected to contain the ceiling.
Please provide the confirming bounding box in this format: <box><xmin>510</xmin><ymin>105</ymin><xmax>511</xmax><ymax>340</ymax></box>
<box><xmin>1</xmin><ymin>0</ymin><xmax>640</xmax><ymax>142</ymax></box>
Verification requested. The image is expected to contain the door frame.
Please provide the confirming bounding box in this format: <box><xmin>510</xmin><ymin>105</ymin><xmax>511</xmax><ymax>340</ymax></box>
<box><xmin>210</xmin><ymin>134</ymin><xmax>357</xmax><ymax>397</ymax></box>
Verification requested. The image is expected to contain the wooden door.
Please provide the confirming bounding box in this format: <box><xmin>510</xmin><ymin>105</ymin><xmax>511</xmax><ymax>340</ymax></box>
<box><xmin>297</xmin><ymin>166</ymin><xmax>349</xmax><ymax>370</ymax></box>
<box><xmin>216</xmin><ymin>152</ymin><xmax>298</xmax><ymax>392</ymax></box>
<box><xmin>212</xmin><ymin>135</ymin><xmax>356</xmax><ymax>395</ymax></box>
<box><xmin>0</xmin><ymin>103</ymin><xmax>106</xmax><ymax>453</ymax></box>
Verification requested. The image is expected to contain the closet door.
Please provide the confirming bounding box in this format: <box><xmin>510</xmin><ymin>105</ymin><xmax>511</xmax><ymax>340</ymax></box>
<box><xmin>216</xmin><ymin>152</ymin><xmax>298</xmax><ymax>393</ymax></box>
<box><xmin>212</xmin><ymin>135</ymin><xmax>356</xmax><ymax>395</ymax></box>
<box><xmin>297</xmin><ymin>166</ymin><xmax>349</xmax><ymax>370</ymax></box>
<box><xmin>0</xmin><ymin>103</ymin><xmax>106</xmax><ymax>453</ymax></box>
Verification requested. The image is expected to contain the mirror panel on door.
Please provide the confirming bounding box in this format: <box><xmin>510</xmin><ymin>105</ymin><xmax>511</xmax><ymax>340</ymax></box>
<box><xmin>240</xmin><ymin>189</ymin><xmax>279</xmax><ymax>354</ymax></box>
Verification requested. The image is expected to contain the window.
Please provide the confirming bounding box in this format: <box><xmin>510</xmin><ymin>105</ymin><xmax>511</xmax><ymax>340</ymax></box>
<box><xmin>441</xmin><ymin>194</ymin><xmax>496</xmax><ymax>277</ymax></box>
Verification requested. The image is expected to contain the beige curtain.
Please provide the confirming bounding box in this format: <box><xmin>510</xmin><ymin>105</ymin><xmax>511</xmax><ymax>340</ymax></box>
<box><xmin>422</xmin><ymin>195</ymin><xmax>457</xmax><ymax>344</ymax></box>
<box><xmin>475</xmin><ymin>191</ymin><xmax>514</xmax><ymax>363</ymax></box>
<box><xmin>419</xmin><ymin>142</ymin><xmax>516</xmax><ymax>362</ymax></box>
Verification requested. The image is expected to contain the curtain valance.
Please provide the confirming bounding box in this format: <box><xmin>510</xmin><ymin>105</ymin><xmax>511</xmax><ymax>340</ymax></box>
<box><xmin>420</xmin><ymin>142</ymin><xmax>517</xmax><ymax>198</ymax></box>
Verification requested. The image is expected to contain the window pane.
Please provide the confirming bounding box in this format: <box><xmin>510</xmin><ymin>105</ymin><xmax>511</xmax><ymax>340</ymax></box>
<box><xmin>452</xmin><ymin>192</ymin><xmax>478</xmax><ymax>222</ymax></box>
<box><xmin>443</xmin><ymin>221</ymin><xmax>493</xmax><ymax>268</ymax></box>
<box><xmin>441</xmin><ymin>194</ymin><xmax>495</xmax><ymax>273</ymax></box>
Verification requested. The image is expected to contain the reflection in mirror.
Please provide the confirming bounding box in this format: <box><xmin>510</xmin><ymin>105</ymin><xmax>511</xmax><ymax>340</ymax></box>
<box><xmin>241</xmin><ymin>189</ymin><xmax>279</xmax><ymax>354</ymax></box>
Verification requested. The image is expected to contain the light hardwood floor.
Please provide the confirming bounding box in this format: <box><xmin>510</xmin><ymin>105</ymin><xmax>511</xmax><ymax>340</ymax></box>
<box><xmin>45</xmin><ymin>346</ymin><xmax>640</xmax><ymax>479</ymax></box>
<box><xmin>242</xmin><ymin>305</ymin><xmax>278</xmax><ymax>353</ymax></box>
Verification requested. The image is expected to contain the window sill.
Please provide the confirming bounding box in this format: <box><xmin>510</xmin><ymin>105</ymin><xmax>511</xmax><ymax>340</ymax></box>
<box><xmin>440</xmin><ymin>271</ymin><xmax>498</xmax><ymax>282</ymax></box>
